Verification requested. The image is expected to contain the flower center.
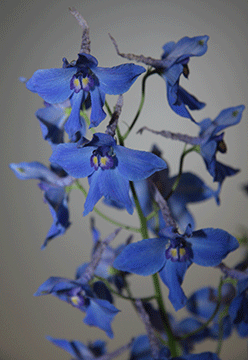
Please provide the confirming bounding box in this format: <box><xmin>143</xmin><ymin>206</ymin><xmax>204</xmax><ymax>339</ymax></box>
<box><xmin>165</xmin><ymin>237</ymin><xmax>190</xmax><ymax>262</ymax></box>
<box><xmin>90</xmin><ymin>147</ymin><xmax>117</xmax><ymax>171</ymax></box>
<box><xmin>70</xmin><ymin>71</ymin><xmax>95</xmax><ymax>93</ymax></box>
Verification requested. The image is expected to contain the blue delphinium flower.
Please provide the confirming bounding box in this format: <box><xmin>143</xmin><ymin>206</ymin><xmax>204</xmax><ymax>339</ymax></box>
<box><xmin>160</xmin><ymin>35</ymin><xmax>209</xmax><ymax>121</ymax></box>
<box><xmin>34</xmin><ymin>276</ymin><xmax>119</xmax><ymax>338</ymax></box>
<box><xmin>113</xmin><ymin>225</ymin><xmax>239</xmax><ymax>311</ymax></box>
<box><xmin>26</xmin><ymin>53</ymin><xmax>145</xmax><ymax>136</ymax></box>
<box><xmin>110</xmin><ymin>34</ymin><xmax>208</xmax><ymax>121</ymax></box>
<box><xmin>198</xmin><ymin>105</ymin><xmax>245</xmax><ymax>185</ymax></box>
<box><xmin>9</xmin><ymin>162</ymin><xmax>72</xmax><ymax>248</ymax></box>
<box><xmin>47</xmin><ymin>336</ymin><xmax>106</xmax><ymax>359</ymax></box>
<box><xmin>50</xmin><ymin>132</ymin><xmax>167</xmax><ymax>216</ymax></box>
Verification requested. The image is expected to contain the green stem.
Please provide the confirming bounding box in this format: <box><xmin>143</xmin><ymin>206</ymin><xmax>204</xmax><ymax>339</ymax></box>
<box><xmin>74</xmin><ymin>180</ymin><xmax>140</xmax><ymax>232</ymax></box>
<box><xmin>165</xmin><ymin>145</ymin><xmax>198</xmax><ymax>201</ymax></box>
<box><xmin>122</xmin><ymin>69</ymin><xmax>157</xmax><ymax>141</ymax></box>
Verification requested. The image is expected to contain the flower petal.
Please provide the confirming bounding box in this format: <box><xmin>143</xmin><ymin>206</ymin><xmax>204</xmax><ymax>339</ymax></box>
<box><xmin>94</xmin><ymin>63</ymin><xmax>145</xmax><ymax>95</ymax></box>
<box><xmin>89</xmin><ymin>87</ymin><xmax>106</xmax><ymax>127</ymax></box>
<box><xmin>49</xmin><ymin>143</ymin><xmax>95</xmax><ymax>178</ymax></box>
<box><xmin>115</xmin><ymin>146</ymin><xmax>167</xmax><ymax>181</ymax></box>
<box><xmin>159</xmin><ymin>260</ymin><xmax>191</xmax><ymax>311</ymax></box>
<box><xmin>83</xmin><ymin>171</ymin><xmax>103</xmax><ymax>216</ymax></box>
<box><xmin>113</xmin><ymin>238</ymin><xmax>167</xmax><ymax>276</ymax></box>
<box><xmin>26</xmin><ymin>67</ymin><xmax>75</xmax><ymax>103</ymax></box>
<box><xmin>190</xmin><ymin>228</ymin><xmax>239</xmax><ymax>267</ymax></box>
<box><xmin>64</xmin><ymin>91</ymin><xmax>85</xmax><ymax>139</ymax></box>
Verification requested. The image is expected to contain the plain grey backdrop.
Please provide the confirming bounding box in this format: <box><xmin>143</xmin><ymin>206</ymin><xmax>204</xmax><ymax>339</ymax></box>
<box><xmin>1</xmin><ymin>0</ymin><xmax>248</xmax><ymax>359</ymax></box>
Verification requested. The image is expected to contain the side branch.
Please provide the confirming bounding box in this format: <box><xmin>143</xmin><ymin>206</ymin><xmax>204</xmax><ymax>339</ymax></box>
<box><xmin>69</xmin><ymin>7</ymin><xmax>91</xmax><ymax>54</ymax></box>
<box><xmin>109</xmin><ymin>34</ymin><xmax>164</xmax><ymax>69</ymax></box>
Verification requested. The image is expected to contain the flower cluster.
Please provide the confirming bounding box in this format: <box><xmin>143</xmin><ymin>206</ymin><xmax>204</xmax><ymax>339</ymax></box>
<box><xmin>10</xmin><ymin>7</ymin><xmax>247</xmax><ymax>360</ymax></box>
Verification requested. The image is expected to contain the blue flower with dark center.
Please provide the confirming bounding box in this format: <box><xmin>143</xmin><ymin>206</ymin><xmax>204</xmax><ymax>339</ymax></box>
<box><xmin>26</xmin><ymin>53</ymin><xmax>145</xmax><ymax>136</ymax></box>
<box><xmin>113</xmin><ymin>225</ymin><xmax>239</xmax><ymax>311</ymax></box>
<box><xmin>34</xmin><ymin>276</ymin><xmax>119</xmax><ymax>338</ymax></box>
<box><xmin>50</xmin><ymin>133</ymin><xmax>167</xmax><ymax>216</ymax></box>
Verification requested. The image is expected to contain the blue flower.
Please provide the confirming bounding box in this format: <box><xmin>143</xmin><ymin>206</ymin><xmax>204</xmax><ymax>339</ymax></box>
<box><xmin>26</xmin><ymin>53</ymin><xmax>145</xmax><ymax>135</ymax></box>
<box><xmin>229</xmin><ymin>276</ymin><xmax>248</xmax><ymax>337</ymax></box>
<box><xmin>50</xmin><ymin>132</ymin><xmax>167</xmax><ymax>216</ymax></box>
<box><xmin>9</xmin><ymin>161</ymin><xmax>72</xmax><ymax>248</ymax></box>
<box><xmin>47</xmin><ymin>336</ymin><xmax>106</xmax><ymax>359</ymax></box>
<box><xmin>113</xmin><ymin>225</ymin><xmax>239</xmax><ymax>311</ymax></box>
<box><xmin>198</xmin><ymin>105</ymin><xmax>245</xmax><ymax>185</ymax></box>
<box><xmin>160</xmin><ymin>36</ymin><xmax>209</xmax><ymax>121</ymax></box>
<box><xmin>111</xmin><ymin>34</ymin><xmax>208</xmax><ymax>121</ymax></box>
<box><xmin>34</xmin><ymin>276</ymin><xmax>119</xmax><ymax>338</ymax></box>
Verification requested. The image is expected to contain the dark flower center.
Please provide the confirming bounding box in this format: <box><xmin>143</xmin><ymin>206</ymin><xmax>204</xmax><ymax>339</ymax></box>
<box><xmin>165</xmin><ymin>237</ymin><xmax>191</xmax><ymax>262</ymax></box>
<box><xmin>90</xmin><ymin>146</ymin><xmax>117</xmax><ymax>171</ymax></box>
<box><xmin>70</xmin><ymin>70</ymin><xmax>95</xmax><ymax>93</ymax></box>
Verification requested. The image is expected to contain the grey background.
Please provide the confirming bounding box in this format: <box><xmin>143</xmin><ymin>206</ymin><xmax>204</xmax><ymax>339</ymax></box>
<box><xmin>1</xmin><ymin>0</ymin><xmax>248</xmax><ymax>359</ymax></box>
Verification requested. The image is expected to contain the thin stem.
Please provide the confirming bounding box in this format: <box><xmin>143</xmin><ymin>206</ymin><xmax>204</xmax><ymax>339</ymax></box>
<box><xmin>165</xmin><ymin>145</ymin><xmax>198</xmax><ymax>201</ymax></box>
<box><xmin>74</xmin><ymin>180</ymin><xmax>140</xmax><ymax>232</ymax></box>
<box><xmin>122</xmin><ymin>69</ymin><xmax>157</xmax><ymax>141</ymax></box>
<box><xmin>216</xmin><ymin>304</ymin><xmax>229</xmax><ymax>357</ymax></box>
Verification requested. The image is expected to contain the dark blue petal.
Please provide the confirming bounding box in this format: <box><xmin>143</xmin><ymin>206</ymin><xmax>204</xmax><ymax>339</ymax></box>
<box><xmin>166</xmin><ymin>82</ymin><xmax>193</xmax><ymax>120</ymax></box>
<box><xmin>86</xmin><ymin>132</ymin><xmax>117</xmax><ymax>148</ymax></box>
<box><xmin>64</xmin><ymin>91</ymin><xmax>85</xmax><ymax>139</ymax></box>
<box><xmin>34</xmin><ymin>277</ymin><xmax>77</xmax><ymax>296</ymax></box>
<box><xmin>186</xmin><ymin>287</ymin><xmax>217</xmax><ymax>319</ymax></box>
<box><xmin>190</xmin><ymin>228</ymin><xmax>239</xmax><ymax>266</ymax></box>
<box><xmin>83</xmin><ymin>171</ymin><xmax>103</xmax><ymax>216</ymax></box>
<box><xmin>26</xmin><ymin>67</ymin><xmax>75</xmax><ymax>103</ymax></box>
<box><xmin>209</xmin><ymin>315</ymin><xmax>232</xmax><ymax>340</ymax></box>
<box><xmin>113</xmin><ymin>238</ymin><xmax>167</xmax><ymax>276</ymax></box>
<box><xmin>177</xmin><ymin>86</ymin><xmax>205</xmax><ymax>111</ymax></box>
<box><xmin>76</xmin><ymin>53</ymin><xmax>98</xmax><ymax>68</ymax></box>
<box><xmin>115</xmin><ymin>146</ymin><xmax>167</xmax><ymax>181</ymax></box>
<box><xmin>159</xmin><ymin>260</ymin><xmax>191</xmax><ymax>311</ymax></box>
<box><xmin>212</xmin><ymin>161</ymin><xmax>239</xmax><ymax>184</ymax></box>
<box><xmin>89</xmin><ymin>87</ymin><xmax>106</xmax><ymax>127</ymax></box>
<box><xmin>36</xmin><ymin>104</ymin><xmax>67</xmax><ymax>145</ymax></box>
<box><xmin>84</xmin><ymin>298</ymin><xmax>119</xmax><ymax>338</ymax></box>
<box><xmin>130</xmin><ymin>335</ymin><xmax>151</xmax><ymax>360</ymax></box>
<box><xmin>177</xmin><ymin>317</ymin><xmax>209</xmax><ymax>342</ymax></box>
<box><xmin>49</xmin><ymin>143</ymin><xmax>95</xmax><ymax>178</ymax></box>
<box><xmin>94</xmin><ymin>63</ymin><xmax>145</xmax><ymax>95</ymax></box>
<box><xmin>46</xmin><ymin>336</ymin><xmax>93</xmax><ymax>359</ymax></box>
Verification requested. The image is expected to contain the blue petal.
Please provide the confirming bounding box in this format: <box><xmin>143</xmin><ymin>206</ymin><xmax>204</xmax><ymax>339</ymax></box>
<box><xmin>86</xmin><ymin>132</ymin><xmax>116</xmax><ymax>148</ymax></box>
<box><xmin>76</xmin><ymin>53</ymin><xmax>98</xmax><ymax>68</ymax></box>
<box><xmin>166</xmin><ymin>82</ymin><xmax>193</xmax><ymax>120</ymax></box>
<box><xmin>84</xmin><ymin>298</ymin><xmax>119</xmax><ymax>338</ymax></box>
<box><xmin>212</xmin><ymin>161</ymin><xmax>239</xmax><ymax>184</ymax></box>
<box><xmin>64</xmin><ymin>91</ymin><xmax>85</xmax><ymax>139</ymax></box>
<box><xmin>26</xmin><ymin>67</ymin><xmax>76</xmax><ymax>103</ymax></box>
<box><xmin>34</xmin><ymin>277</ymin><xmax>77</xmax><ymax>296</ymax></box>
<box><xmin>49</xmin><ymin>143</ymin><xmax>95</xmax><ymax>178</ymax></box>
<box><xmin>83</xmin><ymin>171</ymin><xmax>103</xmax><ymax>216</ymax></box>
<box><xmin>159</xmin><ymin>260</ymin><xmax>191</xmax><ymax>311</ymax></box>
<box><xmin>113</xmin><ymin>238</ymin><xmax>167</xmax><ymax>276</ymax></box>
<box><xmin>9</xmin><ymin>161</ymin><xmax>59</xmax><ymax>183</ymax></box>
<box><xmin>94</xmin><ymin>63</ymin><xmax>145</xmax><ymax>95</ymax></box>
<box><xmin>36</xmin><ymin>104</ymin><xmax>67</xmax><ymax>145</ymax></box>
<box><xmin>100</xmin><ymin>169</ymin><xmax>133</xmax><ymax>214</ymax></box>
<box><xmin>177</xmin><ymin>352</ymin><xmax>221</xmax><ymax>360</ymax></box>
<box><xmin>162</xmin><ymin>35</ymin><xmax>209</xmax><ymax>67</ymax></box>
<box><xmin>115</xmin><ymin>146</ymin><xmax>167</xmax><ymax>181</ymax></box>
<box><xmin>186</xmin><ymin>287</ymin><xmax>217</xmax><ymax>319</ymax></box>
<box><xmin>190</xmin><ymin>228</ymin><xmax>239</xmax><ymax>266</ymax></box>
<box><xmin>207</xmin><ymin>105</ymin><xmax>245</xmax><ymax>137</ymax></box>
<box><xmin>89</xmin><ymin>87</ymin><xmax>106</xmax><ymax>127</ymax></box>
<box><xmin>47</xmin><ymin>337</ymin><xmax>93</xmax><ymax>358</ymax></box>
<box><xmin>177</xmin><ymin>86</ymin><xmax>205</xmax><ymax>111</ymax></box>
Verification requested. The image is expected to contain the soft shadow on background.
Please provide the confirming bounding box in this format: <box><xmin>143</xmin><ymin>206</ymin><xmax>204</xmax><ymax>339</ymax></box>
<box><xmin>1</xmin><ymin>0</ymin><xmax>248</xmax><ymax>359</ymax></box>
